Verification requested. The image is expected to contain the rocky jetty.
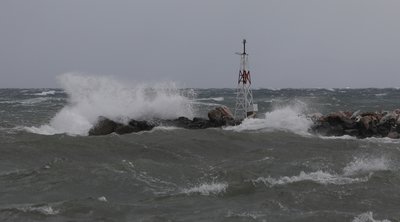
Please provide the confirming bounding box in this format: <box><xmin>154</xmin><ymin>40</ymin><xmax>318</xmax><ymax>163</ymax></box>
<box><xmin>89</xmin><ymin>106</ymin><xmax>240</xmax><ymax>136</ymax></box>
<box><xmin>311</xmin><ymin>109</ymin><xmax>400</xmax><ymax>139</ymax></box>
<box><xmin>89</xmin><ymin>104</ymin><xmax>400</xmax><ymax>139</ymax></box>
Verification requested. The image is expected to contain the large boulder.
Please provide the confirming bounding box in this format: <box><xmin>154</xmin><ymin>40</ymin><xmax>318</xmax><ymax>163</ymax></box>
<box><xmin>129</xmin><ymin>120</ymin><xmax>156</xmax><ymax>131</ymax></box>
<box><xmin>208</xmin><ymin>106</ymin><xmax>234</xmax><ymax>124</ymax></box>
<box><xmin>188</xmin><ymin>117</ymin><xmax>212</xmax><ymax>129</ymax></box>
<box><xmin>88</xmin><ymin>117</ymin><xmax>118</xmax><ymax>136</ymax></box>
<box><xmin>114</xmin><ymin>124</ymin><xmax>137</xmax><ymax>135</ymax></box>
<box><xmin>115</xmin><ymin>120</ymin><xmax>156</xmax><ymax>135</ymax></box>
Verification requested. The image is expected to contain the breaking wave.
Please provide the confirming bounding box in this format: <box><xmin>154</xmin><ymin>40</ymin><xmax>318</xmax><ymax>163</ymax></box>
<box><xmin>254</xmin><ymin>155</ymin><xmax>392</xmax><ymax>187</ymax></box>
<box><xmin>25</xmin><ymin>73</ymin><xmax>194</xmax><ymax>136</ymax></box>
<box><xmin>1</xmin><ymin>204</ymin><xmax>61</xmax><ymax>216</ymax></box>
<box><xmin>182</xmin><ymin>182</ymin><xmax>228</xmax><ymax>196</ymax></box>
<box><xmin>33</xmin><ymin>90</ymin><xmax>57</xmax><ymax>96</ymax></box>
<box><xmin>254</xmin><ymin>170</ymin><xmax>369</xmax><ymax>186</ymax></box>
<box><xmin>225</xmin><ymin>102</ymin><xmax>313</xmax><ymax>135</ymax></box>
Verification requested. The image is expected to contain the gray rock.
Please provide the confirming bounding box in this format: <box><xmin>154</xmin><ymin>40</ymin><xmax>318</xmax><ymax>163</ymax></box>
<box><xmin>88</xmin><ymin>117</ymin><xmax>118</xmax><ymax>136</ymax></box>
<box><xmin>208</xmin><ymin>106</ymin><xmax>234</xmax><ymax>124</ymax></box>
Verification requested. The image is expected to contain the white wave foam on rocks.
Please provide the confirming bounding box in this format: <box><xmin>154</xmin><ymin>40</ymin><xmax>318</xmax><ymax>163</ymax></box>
<box><xmin>182</xmin><ymin>182</ymin><xmax>228</xmax><ymax>196</ymax></box>
<box><xmin>225</xmin><ymin>102</ymin><xmax>313</xmax><ymax>135</ymax></box>
<box><xmin>25</xmin><ymin>73</ymin><xmax>194</xmax><ymax>136</ymax></box>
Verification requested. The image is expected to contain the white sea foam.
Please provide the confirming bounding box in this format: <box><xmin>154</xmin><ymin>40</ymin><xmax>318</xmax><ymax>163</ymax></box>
<box><xmin>97</xmin><ymin>196</ymin><xmax>107</xmax><ymax>202</ymax></box>
<box><xmin>254</xmin><ymin>156</ymin><xmax>392</xmax><ymax>187</ymax></box>
<box><xmin>33</xmin><ymin>90</ymin><xmax>56</xmax><ymax>96</ymax></box>
<box><xmin>226</xmin><ymin>211</ymin><xmax>265</xmax><ymax>220</ymax></box>
<box><xmin>254</xmin><ymin>170</ymin><xmax>368</xmax><ymax>186</ymax></box>
<box><xmin>182</xmin><ymin>182</ymin><xmax>228</xmax><ymax>196</ymax></box>
<box><xmin>343</xmin><ymin>156</ymin><xmax>390</xmax><ymax>176</ymax></box>
<box><xmin>195</xmin><ymin>97</ymin><xmax>224</xmax><ymax>102</ymax></box>
<box><xmin>365</xmin><ymin>137</ymin><xmax>400</xmax><ymax>144</ymax></box>
<box><xmin>19</xmin><ymin>97</ymin><xmax>51</xmax><ymax>105</ymax></box>
<box><xmin>19</xmin><ymin>205</ymin><xmax>59</xmax><ymax>215</ymax></box>
<box><xmin>225</xmin><ymin>103</ymin><xmax>313</xmax><ymax>135</ymax></box>
<box><xmin>319</xmin><ymin>135</ymin><xmax>357</xmax><ymax>140</ymax></box>
<box><xmin>352</xmin><ymin>212</ymin><xmax>391</xmax><ymax>222</ymax></box>
<box><xmin>153</xmin><ymin>126</ymin><xmax>181</xmax><ymax>131</ymax></box>
<box><xmin>25</xmin><ymin>73</ymin><xmax>194</xmax><ymax>135</ymax></box>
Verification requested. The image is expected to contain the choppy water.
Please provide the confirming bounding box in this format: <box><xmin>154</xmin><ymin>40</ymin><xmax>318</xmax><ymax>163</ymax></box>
<box><xmin>1</xmin><ymin>74</ymin><xmax>400</xmax><ymax>221</ymax></box>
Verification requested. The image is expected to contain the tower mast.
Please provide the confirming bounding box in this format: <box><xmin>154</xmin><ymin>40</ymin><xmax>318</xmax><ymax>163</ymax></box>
<box><xmin>234</xmin><ymin>39</ymin><xmax>257</xmax><ymax>120</ymax></box>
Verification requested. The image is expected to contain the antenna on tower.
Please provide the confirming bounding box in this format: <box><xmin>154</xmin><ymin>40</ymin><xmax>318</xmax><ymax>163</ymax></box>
<box><xmin>234</xmin><ymin>39</ymin><xmax>258</xmax><ymax>120</ymax></box>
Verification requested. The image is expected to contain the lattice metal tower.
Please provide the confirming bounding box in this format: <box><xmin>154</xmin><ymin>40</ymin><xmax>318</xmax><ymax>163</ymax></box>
<box><xmin>234</xmin><ymin>39</ymin><xmax>257</xmax><ymax>120</ymax></box>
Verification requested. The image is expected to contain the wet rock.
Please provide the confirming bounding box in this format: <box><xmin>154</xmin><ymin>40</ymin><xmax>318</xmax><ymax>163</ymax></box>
<box><xmin>312</xmin><ymin>121</ymin><xmax>345</xmax><ymax>137</ymax></box>
<box><xmin>208</xmin><ymin>109</ymin><xmax>222</xmax><ymax>122</ymax></box>
<box><xmin>387</xmin><ymin>131</ymin><xmax>399</xmax><ymax>139</ymax></box>
<box><xmin>89</xmin><ymin>117</ymin><xmax>157</xmax><ymax>136</ymax></box>
<box><xmin>166</xmin><ymin>117</ymin><xmax>192</xmax><ymax>128</ymax></box>
<box><xmin>114</xmin><ymin>120</ymin><xmax>156</xmax><ymax>135</ymax></box>
<box><xmin>88</xmin><ymin>117</ymin><xmax>118</xmax><ymax>136</ymax></box>
<box><xmin>188</xmin><ymin>117</ymin><xmax>212</xmax><ymax>129</ymax></box>
<box><xmin>312</xmin><ymin>111</ymin><xmax>357</xmax><ymax>136</ymax></box>
<box><xmin>311</xmin><ymin>109</ymin><xmax>400</xmax><ymax>139</ymax></box>
<box><xmin>115</xmin><ymin>124</ymin><xmax>137</xmax><ymax>134</ymax></box>
<box><xmin>208</xmin><ymin>106</ymin><xmax>234</xmax><ymax>125</ymax></box>
<box><xmin>307</xmin><ymin>113</ymin><xmax>323</xmax><ymax>122</ymax></box>
<box><xmin>129</xmin><ymin>120</ymin><xmax>156</xmax><ymax>131</ymax></box>
<box><xmin>88</xmin><ymin>112</ymin><xmax>242</xmax><ymax>136</ymax></box>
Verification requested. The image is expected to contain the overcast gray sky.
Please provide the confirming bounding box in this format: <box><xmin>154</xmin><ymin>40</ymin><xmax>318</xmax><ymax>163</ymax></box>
<box><xmin>1</xmin><ymin>0</ymin><xmax>399</xmax><ymax>88</ymax></box>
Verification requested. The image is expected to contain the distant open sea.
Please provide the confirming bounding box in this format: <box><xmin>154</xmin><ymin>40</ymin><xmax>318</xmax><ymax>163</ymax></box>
<box><xmin>1</xmin><ymin>74</ymin><xmax>399</xmax><ymax>221</ymax></box>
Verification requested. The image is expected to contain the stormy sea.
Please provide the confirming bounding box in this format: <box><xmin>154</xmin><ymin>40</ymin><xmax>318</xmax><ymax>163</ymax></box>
<box><xmin>1</xmin><ymin>74</ymin><xmax>399</xmax><ymax>222</ymax></box>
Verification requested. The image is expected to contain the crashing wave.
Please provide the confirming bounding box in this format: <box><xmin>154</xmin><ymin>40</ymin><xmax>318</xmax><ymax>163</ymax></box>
<box><xmin>225</xmin><ymin>102</ymin><xmax>313</xmax><ymax>135</ymax></box>
<box><xmin>25</xmin><ymin>73</ymin><xmax>194</xmax><ymax>136</ymax></box>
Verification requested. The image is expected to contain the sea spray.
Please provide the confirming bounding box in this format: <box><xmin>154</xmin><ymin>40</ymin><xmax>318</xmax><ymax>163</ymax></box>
<box><xmin>225</xmin><ymin>101</ymin><xmax>313</xmax><ymax>135</ymax></box>
<box><xmin>26</xmin><ymin>73</ymin><xmax>194</xmax><ymax>135</ymax></box>
<box><xmin>343</xmin><ymin>156</ymin><xmax>391</xmax><ymax>176</ymax></box>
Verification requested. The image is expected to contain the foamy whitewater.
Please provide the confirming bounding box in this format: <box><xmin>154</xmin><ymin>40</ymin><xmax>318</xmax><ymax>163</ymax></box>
<box><xmin>225</xmin><ymin>103</ymin><xmax>313</xmax><ymax>135</ymax></box>
<box><xmin>26</xmin><ymin>73</ymin><xmax>194</xmax><ymax>135</ymax></box>
<box><xmin>1</xmin><ymin>75</ymin><xmax>400</xmax><ymax>221</ymax></box>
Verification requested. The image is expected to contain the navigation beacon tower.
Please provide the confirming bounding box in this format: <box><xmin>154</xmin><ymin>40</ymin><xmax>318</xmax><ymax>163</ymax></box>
<box><xmin>234</xmin><ymin>39</ymin><xmax>258</xmax><ymax>120</ymax></box>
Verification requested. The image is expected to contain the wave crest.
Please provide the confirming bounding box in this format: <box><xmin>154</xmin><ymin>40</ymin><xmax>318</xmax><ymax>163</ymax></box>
<box><xmin>182</xmin><ymin>182</ymin><xmax>228</xmax><ymax>196</ymax></box>
<box><xmin>254</xmin><ymin>170</ymin><xmax>368</xmax><ymax>186</ymax></box>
